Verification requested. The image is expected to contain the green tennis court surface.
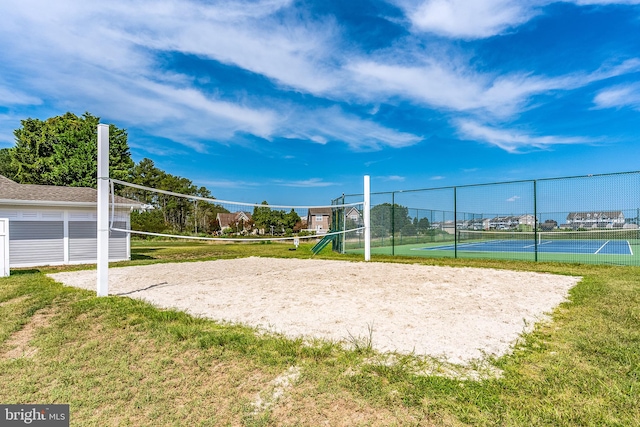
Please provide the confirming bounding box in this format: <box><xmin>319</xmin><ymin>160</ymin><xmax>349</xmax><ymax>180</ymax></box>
<box><xmin>414</xmin><ymin>238</ymin><xmax>633</xmax><ymax>255</ymax></box>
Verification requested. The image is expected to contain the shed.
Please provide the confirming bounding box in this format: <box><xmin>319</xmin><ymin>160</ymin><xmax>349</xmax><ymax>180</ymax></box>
<box><xmin>0</xmin><ymin>175</ymin><xmax>141</xmax><ymax>268</ymax></box>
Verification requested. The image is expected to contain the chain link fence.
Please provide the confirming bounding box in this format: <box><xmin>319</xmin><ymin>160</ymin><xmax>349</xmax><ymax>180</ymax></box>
<box><xmin>334</xmin><ymin>171</ymin><xmax>640</xmax><ymax>266</ymax></box>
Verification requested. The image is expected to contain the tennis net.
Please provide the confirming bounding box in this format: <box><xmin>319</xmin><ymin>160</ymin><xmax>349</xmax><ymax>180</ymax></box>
<box><xmin>457</xmin><ymin>228</ymin><xmax>640</xmax><ymax>245</ymax></box>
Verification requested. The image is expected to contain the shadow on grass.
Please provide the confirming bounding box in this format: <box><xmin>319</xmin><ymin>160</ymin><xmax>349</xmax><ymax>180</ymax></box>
<box><xmin>8</xmin><ymin>269</ymin><xmax>42</xmax><ymax>276</ymax></box>
<box><xmin>130</xmin><ymin>253</ymin><xmax>157</xmax><ymax>261</ymax></box>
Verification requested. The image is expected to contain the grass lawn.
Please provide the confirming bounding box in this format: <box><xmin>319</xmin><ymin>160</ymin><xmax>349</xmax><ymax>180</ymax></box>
<box><xmin>0</xmin><ymin>240</ymin><xmax>638</xmax><ymax>426</ymax></box>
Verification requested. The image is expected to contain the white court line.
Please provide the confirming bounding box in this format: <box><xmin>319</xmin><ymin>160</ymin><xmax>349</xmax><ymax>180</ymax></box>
<box><xmin>523</xmin><ymin>240</ymin><xmax>553</xmax><ymax>249</ymax></box>
<box><xmin>628</xmin><ymin>240</ymin><xmax>633</xmax><ymax>256</ymax></box>
<box><xmin>594</xmin><ymin>240</ymin><xmax>610</xmax><ymax>254</ymax></box>
<box><xmin>411</xmin><ymin>241</ymin><xmax>488</xmax><ymax>251</ymax></box>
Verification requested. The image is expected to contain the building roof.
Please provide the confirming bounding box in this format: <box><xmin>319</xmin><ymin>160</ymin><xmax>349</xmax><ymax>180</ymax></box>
<box><xmin>216</xmin><ymin>211</ymin><xmax>252</xmax><ymax>228</ymax></box>
<box><xmin>308</xmin><ymin>207</ymin><xmax>332</xmax><ymax>216</ymax></box>
<box><xmin>0</xmin><ymin>175</ymin><xmax>141</xmax><ymax>207</ymax></box>
<box><xmin>566</xmin><ymin>211</ymin><xmax>623</xmax><ymax>220</ymax></box>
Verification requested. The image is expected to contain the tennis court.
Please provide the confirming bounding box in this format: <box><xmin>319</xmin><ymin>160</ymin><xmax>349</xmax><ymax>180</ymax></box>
<box><xmin>414</xmin><ymin>237</ymin><xmax>633</xmax><ymax>255</ymax></box>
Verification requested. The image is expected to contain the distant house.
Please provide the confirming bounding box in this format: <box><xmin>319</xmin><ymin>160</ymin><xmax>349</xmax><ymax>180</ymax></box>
<box><xmin>345</xmin><ymin>207</ymin><xmax>361</xmax><ymax>223</ymax></box>
<box><xmin>565</xmin><ymin>211</ymin><xmax>625</xmax><ymax>229</ymax></box>
<box><xmin>488</xmin><ymin>214</ymin><xmax>535</xmax><ymax>230</ymax></box>
<box><xmin>216</xmin><ymin>211</ymin><xmax>253</xmax><ymax>234</ymax></box>
<box><xmin>0</xmin><ymin>175</ymin><xmax>141</xmax><ymax>268</ymax></box>
<box><xmin>518</xmin><ymin>214</ymin><xmax>535</xmax><ymax>227</ymax></box>
<box><xmin>307</xmin><ymin>207</ymin><xmax>332</xmax><ymax>234</ymax></box>
<box><xmin>468</xmin><ymin>218</ymin><xmax>490</xmax><ymax>230</ymax></box>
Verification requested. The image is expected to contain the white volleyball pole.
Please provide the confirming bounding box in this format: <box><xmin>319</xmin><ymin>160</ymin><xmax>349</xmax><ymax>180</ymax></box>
<box><xmin>364</xmin><ymin>175</ymin><xmax>371</xmax><ymax>261</ymax></box>
<box><xmin>97</xmin><ymin>124</ymin><xmax>109</xmax><ymax>296</ymax></box>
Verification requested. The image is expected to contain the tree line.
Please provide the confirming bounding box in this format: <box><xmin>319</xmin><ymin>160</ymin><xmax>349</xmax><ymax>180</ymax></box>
<box><xmin>0</xmin><ymin>112</ymin><xmax>298</xmax><ymax>237</ymax></box>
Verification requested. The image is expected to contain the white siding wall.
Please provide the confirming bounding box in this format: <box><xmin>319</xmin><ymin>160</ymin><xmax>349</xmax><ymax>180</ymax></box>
<box><xmin>0</xmin><ymin>207</ymin><xmax>130</xmax><ymax>268</ymax></box>
<box><xmin>68</xmin><ymin>220</ymin><xmax>128</xmax><ymax>262</ymax></box>
<box><xmin>9</xmin><ymin>221</ymin><xmax>65</xmax><ymax>266</ymax></box>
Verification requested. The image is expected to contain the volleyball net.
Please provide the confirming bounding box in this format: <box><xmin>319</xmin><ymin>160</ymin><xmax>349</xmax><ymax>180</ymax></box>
<box><xmin>108</xmin><ymin>178</ymin><xmax>366</xmax><ymax>243</ymax></box>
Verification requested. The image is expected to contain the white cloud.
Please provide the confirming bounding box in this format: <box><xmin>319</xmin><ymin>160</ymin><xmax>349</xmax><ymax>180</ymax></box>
<box><xmin>570</xmin><ymin>0</ymin><xmax>640</xmax><ymax>4</ymax></box>
<box><xmin>283</xmin><ymin>107</ymin><xmax>423</xmax><ymax>150</ymax></box>
<box><xmin>430</xmin><ymin>176</ymin><xmax>445</xmax><ymax>180</ymax></box>
<box><xmin>0</xmin><ymin>1</ymin><xmax>283</xmax><ymax>150</ymax></box>
<box><xmin>347</xmin><ymin>58</ymin><xmax>640</xmax><ymax>118</ymax></box>
<box><xmin>0</xmin><ymin>114</ymin><xmax>18</xmax><ymax>146</ymax></box>
<box><xmin>107</xmin><ymin>0</ymin><xmax>340</xmax><ymax>94</ymax></box>
<box><xmin>506</xmin><ymin>195</ymin><xmax>521</xmax><ymax>202</ymax></box>
<box><xmin>593</xmin><ymin>83</ymin><xmax>640</xmax><ymax>111</ymax></box>
<box><xmin>0</xmin><ymin>85</ymin><xmax>42</xmax><ymax>106</ymax></box>
<box><xmin>197</xmin><ymin>179</ymin><xmax>262</xmax><ymax>189</ymax></box>
<box><xmin>0</xmin><ymin>0</ymin><xmax>428</xmax><ymax>154</ymax></box>
<box><xmin>382</xmin><ymin>175</ymin><xmax>406</xmax><ymax>181</ymax></box>
<box><xmin>405</xmin><ymin>0</ymin><xmax>540</xmax><ymax>39</ymax></box>
<box><xmin>1</xmin><ymin>0</ymin><xmax>637</xmax><ymax>158</ymax></box>
<box><xmin>394</xmin><ymin>0</ymin><xmax>640</xmax><ymax>39</ymax></box>
<box><xmin>456</xmin><ymin>119</ymin><xmax>592</xmax><ymax>152</ymax></box>
<box><xmin>273</xmin><ymin>178</ymin><xmax>336</xmax><ymax>187</ymax></box>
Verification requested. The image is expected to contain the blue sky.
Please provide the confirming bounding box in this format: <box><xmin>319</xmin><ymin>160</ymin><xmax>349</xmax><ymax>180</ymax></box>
<box><xmin>1</xmin><ymin>0</ymin><xmax>639</xmax><ymax>207</ymax></box>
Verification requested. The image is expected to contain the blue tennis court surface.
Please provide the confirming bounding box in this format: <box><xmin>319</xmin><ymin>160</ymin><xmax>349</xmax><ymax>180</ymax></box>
<box><xmin>413</xmin><ymin>239</ymin><xmax>633</xmax><ymax>255</ymax></box>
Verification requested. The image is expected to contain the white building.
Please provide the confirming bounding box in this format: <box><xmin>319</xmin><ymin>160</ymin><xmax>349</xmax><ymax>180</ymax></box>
<box><xmin>0</xmin><ymin>175</ymin><xmax>140</xmax><ymax>268</ymax></box>
<box><xmin>565</xmin><ymin>211</ymin><xmax>625</xmax><ymax>229</ymax></box>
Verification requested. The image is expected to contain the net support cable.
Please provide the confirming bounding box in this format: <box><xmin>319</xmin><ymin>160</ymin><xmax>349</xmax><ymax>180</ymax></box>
<box><xmin>111</xmin><ymin>227</ymin><xmax>366</xmax><ymax>242</ymax></box>
<box><xmin>110</xmin><ymin>178</ymin><xmax>362</xmax><ymax>210</ymax></box>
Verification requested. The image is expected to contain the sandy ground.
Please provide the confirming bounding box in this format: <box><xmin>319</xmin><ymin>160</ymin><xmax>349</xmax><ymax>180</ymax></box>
<box><xmin>48</xmin><ymin>257</ymin><xmax>580</xmax><ymax>365</ymax></box>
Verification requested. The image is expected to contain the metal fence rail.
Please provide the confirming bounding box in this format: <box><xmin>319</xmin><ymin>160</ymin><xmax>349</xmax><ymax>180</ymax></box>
<box><xmin>334</xmin><ymin>171</ymin><xmax>640</xmax><ymax>266</ymax></box>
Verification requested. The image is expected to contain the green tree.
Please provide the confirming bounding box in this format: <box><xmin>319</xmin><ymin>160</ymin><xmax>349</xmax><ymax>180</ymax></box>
<box><xmin>370</xmin><ymin>203</ymin><xmax>412</xmax><ymax>235</ymax></box>
<box><xmin>123</xmin><ymin>158</ymin><xmax>229</xmax><ymax>235</ymax></box>
<box><xmin>251</xmin><ymin>203</ymin><xmax>299</xmax><ymax>235</ymax></box>
<box><xmin>156</xmin><ymin>174</ymin><xmax>197</xmax><ymax>232</ymax></box>
<box><xmin>10</xmin><ymin>112</ymin><xmax>133</xmax><ymax>187</ymax></box>
<box><xmin>253</xmin><ymin>202</ymin><xmax>275</xmax><ymax>234</ymax></box>
<box><xmin>0</xmin><ymin>148</ymin><xmax>15</xmax><ymax>178</ymax></box>
<box><xmin>283</xmin><ymin>209</ymin><xmax>301</xmax><ymax>234</ymax></box>
<box><xmin>415</xmin><ymin>217</ymin><xmax>431</xmax><ymax>234</ymax></box>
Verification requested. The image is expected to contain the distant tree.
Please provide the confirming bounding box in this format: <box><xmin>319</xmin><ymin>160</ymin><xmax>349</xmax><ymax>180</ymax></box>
<box><xmin>130</xmin><ymin>209</ymin><xmax>166</xmax><ymax>235</ymax></box>
<box><xmin>401</xmin><ymin>223</ymin><xmax>417</xmax><ymax>236</ymax></box>
<box><xmin>252</xmin><ymin>201</ymin><xmax>272</xmax><ymax>234</ymax></box>
<box><xmin>283</xmin><ymin>209</ymin><xmax>301</xmax><ymax>234</ymax></box>
<box><xmin>251</xmin><ymin>203</ymin><xmax>301</xmax><ymax>235</ymax></box>
<box><xmin>370</xmin><ymin>203</ymin><xmax>412</xmax><ymax>235</ymax></box>
<box><xmin>10</xmin><ymin>112</ymin><xmax>133</xmax><ymax>187</ymax></box>
<box><xmin>415</xmin><ymin>217</ymin><xmax>431</xmax><ymax>234</ymax></box>
<box><xmin>123</xmin><ymin>157</ymin><xmax>228</xmax><ymax>235</ymax></box>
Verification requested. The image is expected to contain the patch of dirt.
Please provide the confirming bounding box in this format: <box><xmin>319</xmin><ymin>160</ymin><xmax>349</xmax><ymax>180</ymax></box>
<box><xmin>0</xmin><ymin>294</ymin><xmax>30</xmax><ymax>308</ymax></box>
<box><xmin>2</xmin><ymin>307</ymin><xmax>56</xmax><ymax>359</ymax></box>
<box><xmin>269</xmin><ymin>384</ymin><xmax>434</xmax><ymax>426</ymax></box>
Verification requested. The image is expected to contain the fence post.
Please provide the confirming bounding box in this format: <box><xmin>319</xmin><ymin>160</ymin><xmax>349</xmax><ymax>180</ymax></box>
<box><xmin>533</xmin><ymin>180</ymin><xmax>538</xmax><ymax>262</ymax></box>
<box><xmin>454</xmin><ymin>187</ymin><xmax>458</xmax><ymax>259</ymax></box>
<box><xmin>391</xmin><ymin>192</ymin><xmax>395</xmax><ymax>256</ymax></box>
<box><xmin>364</xmin><ymin>175</ymin><xmax>371</xmax><ymax>261</ymax></box>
